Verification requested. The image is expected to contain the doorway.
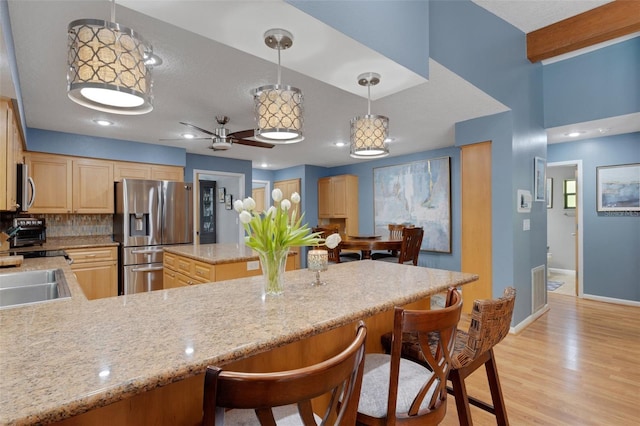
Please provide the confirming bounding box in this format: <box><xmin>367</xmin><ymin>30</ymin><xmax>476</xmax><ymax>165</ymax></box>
<box><xmin>252</xmin><ymin>180</ymin><xmax>270</xmax><ymax>213</ymax></box>
<box><xmin>193</xmin><ymin>169</ymin><xmax>245</xmax><ymax>244</ymax></box>
<box><xmin>547</xmin><ymin>160</ymin><xmax>584</xmax><ymax>297</ymax></box>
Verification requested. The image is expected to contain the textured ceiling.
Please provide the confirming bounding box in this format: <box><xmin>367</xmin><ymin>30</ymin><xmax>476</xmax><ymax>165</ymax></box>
<box><xmin>3</xmin><ymin>0</ymin><xmax>635</xmax><ymax>170</ymax></box>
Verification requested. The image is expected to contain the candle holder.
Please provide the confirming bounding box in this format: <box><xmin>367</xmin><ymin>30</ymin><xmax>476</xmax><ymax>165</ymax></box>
<box><xmin>307</xmin><ymin>249</ymin><xmax>329</xmax><ymax>286</ymax></box>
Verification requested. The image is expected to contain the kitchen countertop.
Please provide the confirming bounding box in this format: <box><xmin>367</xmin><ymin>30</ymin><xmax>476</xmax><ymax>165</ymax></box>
<box><xmin>0</xmin><ymin>256</ymin><xmax>477</xmax><ymax>425</ymax></box>
<box><xmin>164</xmin><ymin>243</ymin><xmax>292</xmax><ymax>265</ymax></box>
<box><xmin>8</xmin><ymin>235</ymin><xmax>118</xmax><ymax>253</ymax></box>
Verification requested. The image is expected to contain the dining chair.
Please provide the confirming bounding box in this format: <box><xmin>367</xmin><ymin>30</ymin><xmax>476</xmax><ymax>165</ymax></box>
<box><xmin>356</xmin><ymin>287</ymin><xmax>463</xmax><ymax>425</ymax></box>
<box><xmin>313</xmin><ymin>226</ymin><xmax>361</xmax><ymax>263</ymax></box>
<box><xmin>202</xmin><ymin>322</ymin><xmax>367</xmax><ymax>425</ymax></box>
<box><xmin>380</xmin><ymin>287</ymin><xmax>516</xmax><ymax>426</ymax></box>
<box><xmin>372</xmin><ymin>226</ymin><xmax>424</xmax><ymax>266</ymax></box>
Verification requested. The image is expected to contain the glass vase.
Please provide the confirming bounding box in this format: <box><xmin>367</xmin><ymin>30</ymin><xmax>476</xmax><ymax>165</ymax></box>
<box><xmin>257</xmin><ymin>248</ymin><xmax>289</xmax><ymax>296</ymax></box>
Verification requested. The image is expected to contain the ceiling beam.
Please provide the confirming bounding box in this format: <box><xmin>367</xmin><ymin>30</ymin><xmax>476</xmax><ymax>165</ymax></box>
<box><xmin>527</xmin><ymin>0</ymin><xmax>640</xmax><ymax>63</ymax></box>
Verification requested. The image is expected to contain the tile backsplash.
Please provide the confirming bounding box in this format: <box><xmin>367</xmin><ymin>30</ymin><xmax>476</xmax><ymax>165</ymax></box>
<box><xmin>40</xmin><ymin>214</ymin><xmax>113</xmax><ymax>237</ymax></box>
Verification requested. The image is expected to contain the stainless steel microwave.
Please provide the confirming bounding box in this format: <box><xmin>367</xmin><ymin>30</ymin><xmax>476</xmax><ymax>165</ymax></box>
<box><xmin>16</xmin><ymin>163</ymin><xmax>35</xmax><ymax>212</ymax></box>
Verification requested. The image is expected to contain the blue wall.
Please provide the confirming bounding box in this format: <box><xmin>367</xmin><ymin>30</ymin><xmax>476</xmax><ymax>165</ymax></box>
<box><xmin>548</xmin><ymin>133</ymin><xmax>640</xmax><ymax>301</ymax></box>
<box><xmin>543</xmin><ymin>37</ymin><xmax>640</xmax><ymax>127</ymax></box>
<box><xmin>185</xmin><ymin>153</ymin><xmax>253</xmax><ymax>196</ymax></box>
<box><xmin>27</xmin><ymin>128</ymin><xmax>186</xmax><ymax>166</ymax></box>
<box><xmin>430</xmin><ymin>0</ymin><xmax>546</xmax><ymax>322</ymax></box>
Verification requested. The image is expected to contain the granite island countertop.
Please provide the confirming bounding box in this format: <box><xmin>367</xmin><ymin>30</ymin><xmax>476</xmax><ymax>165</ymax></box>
<box><xmin>0</xmin><ymin>258</ymin><xmax>477</xmax><ymax>425</ymax></box>
<box><xmin>163</xmin><ymin>243</ymin><xmax>294</xmax><ymax>265</ymax></box>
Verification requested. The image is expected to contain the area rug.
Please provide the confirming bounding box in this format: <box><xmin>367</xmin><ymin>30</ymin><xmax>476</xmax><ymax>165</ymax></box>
<box><xmin>547</xmin><ymin>280</ymin><xmax>564</xmax><ymax>291</ymax></box>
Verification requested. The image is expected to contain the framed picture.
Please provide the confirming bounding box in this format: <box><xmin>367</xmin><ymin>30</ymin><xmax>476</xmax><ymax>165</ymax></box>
<box><xmin>546</xmin><ymin>178</ymin><xmax>553</xmax><ymax>208</ymax></box>
<box><xmin>534</xmin><ymin>157</ymin><xmax>546</xmax><ymax>202</ymax></box>
<box><xmin>374</xmin><ymin>157</ymin><xmax>451</xmax><ymax>253</ymax></box>
<box><xmin>218</xmin><ymin>187</ymin><xmax>226</xmax><ymax>203</ymax></box>
<box><xmin>224</xmin><ymin>193</ymin><xmax>233</xmax><ymax>210</ymax></box>
<box><xmin>596</xmin><ymin>163</ymin><xmax>640</xmax><ymax>211</ymax></box>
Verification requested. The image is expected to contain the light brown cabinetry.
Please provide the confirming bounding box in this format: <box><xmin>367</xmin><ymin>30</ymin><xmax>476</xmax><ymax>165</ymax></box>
<box><xmin>274</xmin><ymin>178</ymin><xmax>302</xmax><ymax>269</ymax></box>
<box><xmin>114</xmin><ymin>162</ymin><xmax>183</xmax><ymax>182</ymax></box>
<box><xmin>66</xmin><ymin>246</ymin><xmax>118</xmax><ymax>300</ymax></box>
<box><xmin>1</xmin><ymin>98</ymin><xmax>24</xmax><ymax>211</ymax></box>
<box><xmin>27</xmin><ymin>153</ymin><xmax>113</xmax><ymax>214</ymax></box>
<box><xmin>317</xmin><ymin>174</ymin><xmax>359</xmax><ymax>237</ymax></box>
<box><xmin>163</xmin><ymin>251</ymin><xmax>296</xmax><ymax>289</ymax></box>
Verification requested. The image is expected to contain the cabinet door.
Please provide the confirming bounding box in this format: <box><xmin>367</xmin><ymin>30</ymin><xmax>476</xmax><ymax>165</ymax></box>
<box><xmin>73</xmin><ymin>158</ymin><xmax>114</xmax><ymax>213</ymax></box>
<box><xmin>151</xmin><ymin>165</ymin><xmax>183</xmax><ymax>181</ymax></box>
<box><xmin>331</xmin><ymin>176</ymin><xmax>348</xmax><ymax>217</ymax></box>
<box><xmin>28</xmin><ymin>153</ymin><xmax>73</xmax><ymax>213</ymax></box>
<box><xmin>114</xmin><ymin>162</ymin><xmax>151</xmax><ymax>181</ymax></box>
<box><xmin>72</xmin><ymin>261</ymin><xmax>118</xmax><ymax>300</ymax></box>
<box><xmin>317</xmin><ymin>178</ymin><xmax>332</xmax><ymax>218</ymax></box>
<box><xmin>274</xmin><ymin>178</ymin><xmax>302</xmax><ymax>269</ymax></box>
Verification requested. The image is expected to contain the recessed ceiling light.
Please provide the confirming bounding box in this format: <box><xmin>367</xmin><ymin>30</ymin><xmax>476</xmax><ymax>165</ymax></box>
<box><xmin>93</xmin><ymin>119</ymin><xmax>113</xmax><ymax>126</ymax></box>
<box><xmin>261</xmin><ymin>163</ymin><xmax>268</xmax><ymax>168</ymax></box>
<box><xmin>182</xmin><ymin>133</ymin><xmax>196</xmax><ymax>139</ymax></box>
<box><xmin>384</xmin><ymin>137</ymin><xmax>395</xmax><ymax>143</ymax></box>
<box><xmin>565</xmin><ymin>131</ymin><xmax>583</xmax><ymax>137</ymax></box>
<box><xmin>335</xmin><ymin>141</ymin><xmax>346</xmax><ymax>147</ymax></box>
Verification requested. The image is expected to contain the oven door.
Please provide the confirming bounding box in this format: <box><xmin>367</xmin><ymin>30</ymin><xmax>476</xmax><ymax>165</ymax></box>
<box><xmin>122</xmin><ymin>263</ymin><xmax>164</xmax><ymax>294</ymax></box>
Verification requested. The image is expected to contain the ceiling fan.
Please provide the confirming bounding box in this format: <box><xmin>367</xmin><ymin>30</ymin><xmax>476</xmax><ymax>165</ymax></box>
<box><xmin>168</xmin><ymin>116</ymin><xmax>275</xmax><ymax>151</ymax></box>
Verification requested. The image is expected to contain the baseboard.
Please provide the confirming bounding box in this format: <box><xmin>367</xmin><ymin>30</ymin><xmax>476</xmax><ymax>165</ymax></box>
<box><xmin>549</xmin><ymin>268</ymin><xmax>575</xmax><ymax>275</ymax></box>
<box><xmin>510</xmin><ymin>304</ymin><xmax>550</xmax><ymax>334</ymax></box>
<box><xmin>582</xmin><ymin>294</ymin><xmax>640</xmax><ymax>307</ymax></box>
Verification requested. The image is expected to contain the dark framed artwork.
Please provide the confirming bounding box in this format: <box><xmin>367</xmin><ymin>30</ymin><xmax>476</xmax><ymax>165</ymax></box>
<box><xmin>374</xmin><ymin>156</ymin><xmax>451</xmax><ymax>253</ymax></box>
<box><xmin>218</xmin><ymin>187</ymin><xmax>226</xmax><ymax>203</ymax></box>
<box><xmin>224</xmin><ymin>193</ymin><xmax>233</xmax><ymax>210</ymax></box>
<box><xmin>534</xmin><ymin>156</ymin><xmax>546</xmax><ymax>202</ymax></box>
<box><xmin>596</xmin><ymin>163</ymin><xmax>640</xmax><ymax>211</ymax></box>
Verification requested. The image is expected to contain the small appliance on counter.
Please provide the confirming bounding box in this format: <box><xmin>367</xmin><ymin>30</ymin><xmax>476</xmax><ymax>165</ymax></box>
<box><xmin>9</xmin><ymin>217</ymin><xmax>46</xmax><ymax>248</ymax></box>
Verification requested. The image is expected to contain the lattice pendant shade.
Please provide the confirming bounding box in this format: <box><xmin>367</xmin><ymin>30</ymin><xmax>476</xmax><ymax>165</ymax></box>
<box><xmin>350</xmin><ymin>114</ymin><xmax>389</xmax><ymax>158</ymax></box>
<box><xmin>254</xmin><ymin>84</ymin><xmax>303</xmax><ymax>142</ymax></box>
<box><xmin>67</xmin><ymin>19</ymin><xmax>153</xmax><ymax>114</ymax></box>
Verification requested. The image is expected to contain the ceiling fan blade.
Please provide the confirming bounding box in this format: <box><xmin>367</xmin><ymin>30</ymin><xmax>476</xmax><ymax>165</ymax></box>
<box><xmin>228</xmin><ymin>129</ymin><xmax>255</xmax><ymax>140</ymax></box>
<box><xmin>159</xmin><ymin>137</ymin><xmax>211</xmax><ymax>141</ymax></box>
<box><xmin>233</xmin><ymin>138</ymin><xmax>275</xmax><ymax>149</ymax></box>
<box><xmin>179</xmin><ymin>121</ymin><xmax>216</xmax><ymax>136</ymax></box>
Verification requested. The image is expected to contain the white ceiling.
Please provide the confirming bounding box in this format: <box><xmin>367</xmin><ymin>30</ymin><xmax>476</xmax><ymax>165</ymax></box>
<box><xmin>3</xmin><ymin>0</ymin><xmax>637</xmax><ymax>170</ymax></box>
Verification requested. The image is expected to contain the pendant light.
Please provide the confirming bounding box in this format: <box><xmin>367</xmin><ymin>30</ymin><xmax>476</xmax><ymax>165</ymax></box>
<box><xmin>350</xmin><ymin>72</ymin><xmax>389</xmax><ymax>159</ymax></box>
<box><xmin>67</xmin><ymin>0</ymin><xmax>156</xmax><ymax>114</ymax></box>
<box><xmin>253</xmin><ymin>29</ymin><xmax>304</xmax><ymax>143</ymax></box>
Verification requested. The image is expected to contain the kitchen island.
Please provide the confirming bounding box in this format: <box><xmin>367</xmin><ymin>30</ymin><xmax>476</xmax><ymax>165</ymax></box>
<box><xmin>0</xmin><ymin>255</ymin><xmax>477</xmax><ymax>425</ymax></box>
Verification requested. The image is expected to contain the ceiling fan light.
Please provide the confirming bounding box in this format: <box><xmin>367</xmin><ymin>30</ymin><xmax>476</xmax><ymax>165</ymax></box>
<box><xmin>211</xmin><ymin>140</ymin><xmax>232</xmax><ymax>150</ymax></box>
<box><xmin>67</xmin><ymin>17</ymin><xmax>154</xmax><ymax>115</ymax></box>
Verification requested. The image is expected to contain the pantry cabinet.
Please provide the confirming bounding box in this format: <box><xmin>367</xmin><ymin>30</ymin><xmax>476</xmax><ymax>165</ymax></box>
<box><xmin>317</xmin><ymin>174</ymin><xmax>359</xmax><ymax>237</ymax></box>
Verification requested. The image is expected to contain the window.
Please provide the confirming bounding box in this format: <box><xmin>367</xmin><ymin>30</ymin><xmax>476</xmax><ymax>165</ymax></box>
<box><xmin>564</xmin><ymin>179</ymin><xmax>576</xmax><ymax>209</ymax></box>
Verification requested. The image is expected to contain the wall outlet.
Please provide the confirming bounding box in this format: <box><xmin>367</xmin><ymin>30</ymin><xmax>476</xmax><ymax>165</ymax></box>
<box><xmin>523</xmin><ymin>219</ymin><xmax>530</xmax><ymax>231</ymax></box>
<box><xmin>247</xmin><ymin>260</ymin><xmax>260</xmax><ymax>271</ymax></box>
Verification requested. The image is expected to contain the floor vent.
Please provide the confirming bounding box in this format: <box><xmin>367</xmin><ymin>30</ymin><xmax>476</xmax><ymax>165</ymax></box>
<box><xmin>532</xmin><ymin>265</ymin><xmax>546</xmax><ymax>313</ymax></box>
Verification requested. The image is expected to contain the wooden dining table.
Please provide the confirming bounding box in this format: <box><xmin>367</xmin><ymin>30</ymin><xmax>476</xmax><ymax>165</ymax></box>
<box><xmin>340</xmin><ymin>235</ymin><xmax>402</xmax><ymax>260</ymax></box>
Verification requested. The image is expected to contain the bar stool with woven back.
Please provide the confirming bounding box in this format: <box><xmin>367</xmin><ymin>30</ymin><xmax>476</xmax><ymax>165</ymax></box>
<box><xmin>202</xmin><ymin>322</ymin><xmax>367</xmax><ymax>425</ymax></box>
<box><xmin>355</xmin><ymin>287</ymin><xmax>463</xmax><ymax>425</ymax></box>
<box><xmin>380</xmin><ymin>287</ymin><xmax>516</xmax><ymax>425</ymax></box>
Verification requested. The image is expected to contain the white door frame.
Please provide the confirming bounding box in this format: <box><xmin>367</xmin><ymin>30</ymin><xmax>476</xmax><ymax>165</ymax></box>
<box><xmin>547</xmin><ymin>160</ymin><xmax>583</xmax><ymax>297</ymax></box>
<box><xmin>193</xmin><ymin>169</ymin><xmax>245</xmax><ymax>245</ymax></box>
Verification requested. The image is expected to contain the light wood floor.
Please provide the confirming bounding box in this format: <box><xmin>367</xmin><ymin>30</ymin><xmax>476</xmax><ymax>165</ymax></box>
<box><xmin>439</xmin><ymin>293</ymin><xmax>640</xmax><ymax>425</ymax></box>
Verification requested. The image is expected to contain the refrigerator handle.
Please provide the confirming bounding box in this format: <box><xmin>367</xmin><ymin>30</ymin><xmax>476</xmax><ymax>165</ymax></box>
<box><xmin>131</xmin><ymin>248</ymin><xmax>165</xmax><ymax>255</ymax></box>
<box><xmin>131</xmin><ymin>266</ymin><xmax>164</xmax><ymax>273</ymax></box>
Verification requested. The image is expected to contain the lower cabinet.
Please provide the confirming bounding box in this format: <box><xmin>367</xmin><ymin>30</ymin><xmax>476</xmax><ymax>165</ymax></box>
<box><xmin>66</xmin><ymin>246</ymin><xmax>118</xmax><ymax>300</ymax></box>
<box><xmin>163</xmin><ymin>252</ymin><xmax>296</xmax><ymax>289</ymax></box>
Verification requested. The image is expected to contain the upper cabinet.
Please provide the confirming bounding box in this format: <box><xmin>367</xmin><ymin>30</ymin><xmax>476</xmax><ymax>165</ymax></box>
<box><xmin>27</xmin><ymin>153</ymin><xmax>112</xmax><ymax>214</ymax></box>
<box><xmin>0</xmin><ymin>98</ymin><xmax>25</xmax><ymax>211</ymax></box>
<box><xmin>27</xmin><ymin>152</ymin><xmax>184</xmax><ymax>214</ymax></box>
<box><xmin>317</xmin><ymin>174</ymin><xmax>359</xmax><ymax>236</ymax></box>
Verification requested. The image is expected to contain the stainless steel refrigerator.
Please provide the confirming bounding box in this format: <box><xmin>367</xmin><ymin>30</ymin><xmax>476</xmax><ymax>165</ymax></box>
<box><xmin>114</xmin><ymin>179</ymin><xmax>193</xmax><ymax>295</ymax></box>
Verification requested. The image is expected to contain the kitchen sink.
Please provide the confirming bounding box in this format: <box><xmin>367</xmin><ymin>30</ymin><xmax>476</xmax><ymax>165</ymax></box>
<box><xmin>0</xmin><ymin>269</ymin><xmax>71</xmax><ymax>309</ymax></box>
